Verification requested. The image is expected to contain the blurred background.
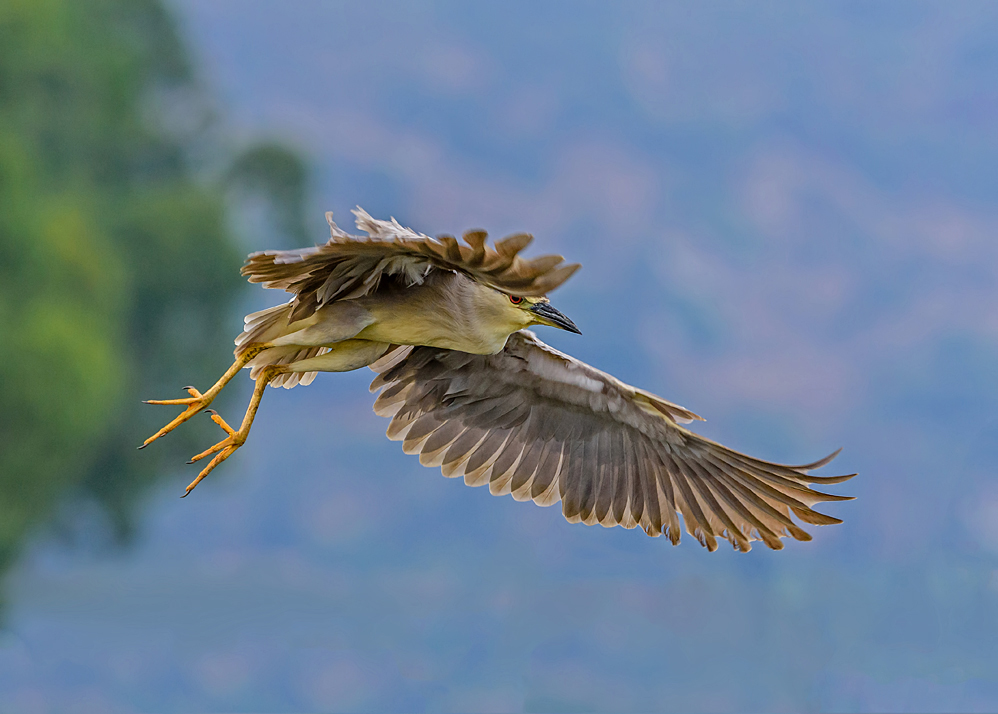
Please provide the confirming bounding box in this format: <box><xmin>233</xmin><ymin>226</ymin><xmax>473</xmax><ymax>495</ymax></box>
<box><xmin>2</xmin><ymin>1</ymin><xmax>998</xmax><ymax>711</ymax></box>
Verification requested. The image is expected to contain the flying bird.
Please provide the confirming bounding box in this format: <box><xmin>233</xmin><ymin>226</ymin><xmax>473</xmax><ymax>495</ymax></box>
<box><xmin>142</xmin><ymin>208</ymin><xmax>854</xmax><ymax>552</ymax></box>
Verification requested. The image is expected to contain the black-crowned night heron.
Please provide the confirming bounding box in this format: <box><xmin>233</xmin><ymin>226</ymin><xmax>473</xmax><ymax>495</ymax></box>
<box><xmin>143</xmin><ymin>208</ymin><xmax>853</xmax><ymax>552</ymax></box>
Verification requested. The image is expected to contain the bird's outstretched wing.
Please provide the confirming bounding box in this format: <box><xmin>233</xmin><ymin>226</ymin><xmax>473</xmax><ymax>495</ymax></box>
<box><xmin>369</xmin><ymin>331</ymin><xmax>854</xmax><ymax>552</ymax></box>
<box><xmin>242</xmin><ymin>208</ymin><xmax>581</xmax><ymax>322</ymax></box>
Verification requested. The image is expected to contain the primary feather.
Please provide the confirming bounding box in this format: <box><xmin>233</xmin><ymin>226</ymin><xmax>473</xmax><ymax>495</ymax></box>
<box><xmin>369</xmin><ymin>331</ymin><xmax>854</xmax><ymax>552</ymax></box>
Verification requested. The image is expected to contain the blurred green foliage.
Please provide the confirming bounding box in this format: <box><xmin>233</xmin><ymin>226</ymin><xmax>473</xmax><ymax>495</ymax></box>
<box><xmin>0</xmin><ymin>0</ymin><xmax>307</xmax><ymax>574</ymax></box>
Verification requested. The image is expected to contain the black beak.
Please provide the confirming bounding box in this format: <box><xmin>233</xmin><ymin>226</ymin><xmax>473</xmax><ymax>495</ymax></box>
<box><xmin>530</xmin><ymin>302</ymin><xmax>581</xmax><ymax>334</ymax></box>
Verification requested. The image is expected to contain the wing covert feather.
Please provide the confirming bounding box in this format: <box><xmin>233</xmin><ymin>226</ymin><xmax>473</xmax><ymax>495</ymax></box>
<box><xmin>369</xmin><ymin>330</ymin><xmax>854</xmax><ymax>552</ymax></box>
<box><xmin>242</xmin><ymin>208</ymin><xmax>581</xmax><ymax>322</ymax></box>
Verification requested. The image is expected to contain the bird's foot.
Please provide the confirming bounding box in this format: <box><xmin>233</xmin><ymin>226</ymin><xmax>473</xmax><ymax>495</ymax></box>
<box><xmin>181</xmin><ymin>410</ymin><xmax>245</xmax><ymax>497</ymax></box>
<box><xmin>140</xmin><ymin>387</ymin><xmax>216</xmax><ymax>449</ymax></box>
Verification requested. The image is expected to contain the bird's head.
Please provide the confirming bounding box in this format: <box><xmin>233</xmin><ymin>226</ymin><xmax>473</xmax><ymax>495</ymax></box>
<box><xmin>458</xmin><ymin>277</ymin><xmax>581</xmax><ymax>352</ymax></box>
<box><xmin>497</xmin><ymin>293</ymin><xmax>581</xmax><ymax>335</ymax></box>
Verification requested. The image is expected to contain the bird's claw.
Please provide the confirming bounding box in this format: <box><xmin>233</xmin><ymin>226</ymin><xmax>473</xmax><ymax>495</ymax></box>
<box><xmin>205</xmin><ymin>408</ymin><xmax>237</xmax><ymax>436</ymax></box>
<box><xmin>143</xmin><ymin>385</ymin><xmax>203</xmax><ymax>406</ymax></box>
<box><xmin>186</xmin><ymin>409</ymin><xmax>240</xmax><ymax>462</ymax></box>
<box><xmin>182</xmin><ymin>445</ymin><xmax>237</xmax><ymax>497</ymax></box>
<box><xmin>182</xmin><ymin>418</ymin><xmax>244</xmax><ymax>495</ymax></box>
<box><xmin>140</xmin><ymin>386</ymin><xmax>214</xmax><ymax>449</ymax></box>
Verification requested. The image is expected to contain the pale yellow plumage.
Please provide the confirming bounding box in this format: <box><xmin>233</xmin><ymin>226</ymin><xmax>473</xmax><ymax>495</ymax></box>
<box><xmin>142</xmin><ymin>208</ymin><xmax>854</xmax><ymax>551</ymax></box>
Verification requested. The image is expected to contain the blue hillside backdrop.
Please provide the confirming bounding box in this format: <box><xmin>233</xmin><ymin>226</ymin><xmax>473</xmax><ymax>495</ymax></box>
<box><xmin>2</xmin><ymin>2</ymin><xmax>998</xmax><ymax>711</ymax></box>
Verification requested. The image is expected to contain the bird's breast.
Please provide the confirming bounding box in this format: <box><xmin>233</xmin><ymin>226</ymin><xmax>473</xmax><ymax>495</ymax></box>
<box><xmin>356</xmin><ymin>316</ymin><xmax>506</xmax><ymax>354</ymax></box>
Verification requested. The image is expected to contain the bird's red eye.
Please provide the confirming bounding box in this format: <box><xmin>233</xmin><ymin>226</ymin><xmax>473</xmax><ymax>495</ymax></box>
<box><xmin>508</xmin><ymin>295</ymin><xmax>523</xmax><ymax>305</ymax></box>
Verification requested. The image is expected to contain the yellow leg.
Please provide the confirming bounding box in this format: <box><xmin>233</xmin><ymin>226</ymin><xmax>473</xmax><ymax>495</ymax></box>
<box><xmin>180</xmin><ymin>364</ymin><xmax>286</xmax><ymax>497</ymax></box>
<box><xmin>140</xmin><ymin>343</ymin><xmax>271</xmax><ymax>449</ymax></box>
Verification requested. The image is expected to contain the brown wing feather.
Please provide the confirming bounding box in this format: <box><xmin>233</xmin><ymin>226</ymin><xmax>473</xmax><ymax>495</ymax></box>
<box><xmin>242</xmin><ymin>208</ymin><xmax>581</xmax><ymax>322</ymax></box>
<box><xmin>369</xmin><ymin>330</ymin><xmax>855</xmax><ymax>552</ymax></box>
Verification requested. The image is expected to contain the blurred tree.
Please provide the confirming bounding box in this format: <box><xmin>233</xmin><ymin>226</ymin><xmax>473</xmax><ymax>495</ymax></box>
<box><xmin>228</xmin><ymin>142</ymin><xmax>312</xmax><ymax>247</ymax></box>
<box><xmin>0</xmin><ymin>0</ymin><xmax>308</xmax><ymax>576</ymax></box>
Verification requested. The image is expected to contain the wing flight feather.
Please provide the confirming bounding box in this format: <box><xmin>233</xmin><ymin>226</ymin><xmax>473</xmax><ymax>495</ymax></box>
<box><xmin>369</xmin><ymin>330</ymin><xmax>855</xmax><ymax>552</ymax></box>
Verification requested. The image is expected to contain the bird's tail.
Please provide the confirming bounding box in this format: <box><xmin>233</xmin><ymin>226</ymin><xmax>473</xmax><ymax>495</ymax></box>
<box><xmin>235</xmin><ymin>302</ymin><xmax>328</xmax><ymax>388</ymax></box>
<box><xmin>235</xmin><ymin>302</ymin><xmax>295</xmax><ymax>356</ymax></box>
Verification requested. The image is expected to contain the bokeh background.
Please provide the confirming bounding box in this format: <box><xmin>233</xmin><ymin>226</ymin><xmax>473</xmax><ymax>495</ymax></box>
<box><xmin>2</xmin><ymin>1</ymin><xmax>998</xmax><ymax>711</ymax></box>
